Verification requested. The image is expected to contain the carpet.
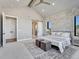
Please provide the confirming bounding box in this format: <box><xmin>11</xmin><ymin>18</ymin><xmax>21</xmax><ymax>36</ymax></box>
<box><xmin>20</xmin><ymin>40</ymin><xmax>77</xmax><ymax>59</ymax></box>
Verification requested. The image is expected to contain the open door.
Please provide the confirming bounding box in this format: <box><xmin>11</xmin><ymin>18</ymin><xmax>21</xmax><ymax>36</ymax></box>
<box><xmin>5</xmin><ymin>17</ymin><xmax>17</xmax><ymax>43</ymax></box>
<box><xmin>2</xmin><ymin>13</ymin><xmax>17</xmax><ymax>46</ymax></box>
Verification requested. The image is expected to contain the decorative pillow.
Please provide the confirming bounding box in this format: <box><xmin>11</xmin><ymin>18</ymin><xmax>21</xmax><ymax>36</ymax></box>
<box><xmin>51</xmin><ymin>32</ymin><xmax>70</xmax><ymax>38</ymax></box>
<box><xmin>55</xmin><ymin>32</ymin><xmax>63</xmax><ymax>36</ymax></box>
<box><xmin>51</xmin><ymin>32</ymin><xmax>63</xmax><ymax>37</ymax></box>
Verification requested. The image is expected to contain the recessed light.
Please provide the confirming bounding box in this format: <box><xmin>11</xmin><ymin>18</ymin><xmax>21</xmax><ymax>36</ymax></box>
<box><xmin>16</xmin><ymin>0</ymin><xmax>20</xmax><ymax>2</ymax></box>
<box><xmin>42</xmin><ymin>9</ymin><xmax>45</xmax><ymax>12</ymax></box>
<box><xmin>52</xmin><ymin>3</ymin><xmax>55</xmax><ymax>6</ymax></box>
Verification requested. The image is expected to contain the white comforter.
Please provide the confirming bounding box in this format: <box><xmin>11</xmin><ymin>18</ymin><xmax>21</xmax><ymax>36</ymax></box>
<box><xmin>38</xmin><ymin>35</ymin><xmax>71</xmax><ymax>53</ymax></box>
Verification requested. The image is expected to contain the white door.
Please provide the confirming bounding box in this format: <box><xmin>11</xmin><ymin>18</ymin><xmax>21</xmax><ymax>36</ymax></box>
<box><xmin>37</xmin><ymin>22</ymin><xmax>43</xmax><ymax>37</ymax></box>
<box><xmin>5</xmin><ymin>17</ymin><xmax>16</xmax><ymax>40</ymax></box>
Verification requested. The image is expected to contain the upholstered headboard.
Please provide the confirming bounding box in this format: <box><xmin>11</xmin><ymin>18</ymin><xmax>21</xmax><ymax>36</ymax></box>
<box><xmin>51</xmin><ymin>31</ymin><xmax>72</xmax><ymax>39</ymax></box>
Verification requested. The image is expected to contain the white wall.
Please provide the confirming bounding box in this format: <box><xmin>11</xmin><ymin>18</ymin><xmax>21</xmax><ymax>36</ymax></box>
<box><xmin>17</xmin><ymin>16</ymin><xmax>32</xmax><ymax>40</ymax></box>
<box><xmin>2</xmin><ymin>7</ymin><xmax>43</xmax><ymax>41</ymax></box>
<box><xmin>44</xmin><ymin>8</ymin><xmax>79</xmax><ymax>32</ymax></box>
<box><xmin>43</xmin><ymin>7</ymin><xmax>79</xmax><ymax>38</ymax></box>
<box><xmin>50</xmin><ymin>11</ymin><xmax>73</xmax><ymax>32</ymax></box>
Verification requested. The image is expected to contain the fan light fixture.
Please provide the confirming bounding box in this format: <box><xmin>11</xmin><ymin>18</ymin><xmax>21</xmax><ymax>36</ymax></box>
<box><xmin>28</xmin><ymin>0</ymin><xmax>56</xmax><ymax>7</ymax></box>
<box><xmin>28</xmin><ymin>0</ymin><xmax>50</xmax><ymax>7</ymax></box>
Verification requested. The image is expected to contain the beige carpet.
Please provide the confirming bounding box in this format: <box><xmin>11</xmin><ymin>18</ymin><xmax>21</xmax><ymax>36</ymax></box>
<box><xmin>0</xmin><ymin>42</ymin><xmax>34</xmax><ymax>59</ymax></box>
<box><xmin>0</xmin><ymin>39</ymin><xmax>79</xmax><ymax>59</ymax></box>
<box><xmin>20</xmin><ymin>40</ymin><xmax>79</xmax><ymax>59</ymax></box>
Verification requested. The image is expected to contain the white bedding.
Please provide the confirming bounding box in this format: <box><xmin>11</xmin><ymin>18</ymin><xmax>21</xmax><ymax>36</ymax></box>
<box><xmin>37</xmin><ymin>35</ymin><xmax>71</xmax><ymax>53</ymax></box>
<box><xmin>46</xmin><ymin>35</ymin><xmax>71</xmax><ymax>46</ymax></box>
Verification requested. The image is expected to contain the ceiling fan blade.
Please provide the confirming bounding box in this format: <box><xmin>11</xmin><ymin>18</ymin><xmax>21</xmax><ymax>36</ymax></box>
<box><xmin>28</xmin><ymin>0</ymin><xmax>36</xmax><ymax>7</ymax></box>
<box><xmin>40</xmin><ymin>0</ymin><xmax>43</xmax><ymax>2</ymax></box>
<box><xmin>42</xmin><ymin>2</ymin><xmax>50</xmax><ymax>5</ymax></box>
<box><xmin>34</xmin><ymin>2</ymin><xmax>41</xmax><ymax>7</ymax></box>
<box><xmin>28</xmin><ymin>0</ymin><xmax>33</xmax><ymax>7</ymax></box>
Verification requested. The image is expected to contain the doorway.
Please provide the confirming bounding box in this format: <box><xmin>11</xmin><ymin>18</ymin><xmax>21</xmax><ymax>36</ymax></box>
<box><xmin>32</xmin><ymin>21</ymin><xmax>38</xmax><ymax>38</ymax></box>
<box><xmin>2</xmin><ymin>12</ymin><xmax>18</xmax><ymax>46</ymax></box>
<box><xmin>32</xmin><ymin>20</ymin><xmax>43</xmax><ymax>38</ymax></box>
<box><xmin>5</xmin><ymin>17</ymin><xmax>17</xmax><ymax>43</ymax></box>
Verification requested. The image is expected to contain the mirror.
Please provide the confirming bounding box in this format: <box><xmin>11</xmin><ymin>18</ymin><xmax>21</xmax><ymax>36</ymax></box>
<box><xmin>47</xmin><ymin>21</ymin><xmax>52</xmax><ymax>34</ymax></box>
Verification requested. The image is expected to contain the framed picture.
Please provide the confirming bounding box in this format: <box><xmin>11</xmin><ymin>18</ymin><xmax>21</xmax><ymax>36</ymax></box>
<box><xmin>74</xmin><ymin>16</ymin><xmax>79</xmax><ymax>36</ymax></box>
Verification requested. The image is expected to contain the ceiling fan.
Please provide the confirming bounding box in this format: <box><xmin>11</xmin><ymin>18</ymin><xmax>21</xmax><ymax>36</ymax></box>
<box><xmin>35</xmin><ymin>0</ymin><xmax>50</xmax><ymax>6</ymax></box>
<box><xmin>28</xmin><ymin>0</ymin><xmax>50</xmax><ymax>7</ymax></box>
<box><xmin>28</xmin><ymin>0</ymin><xmax>36</xmax><ymax>7</ymax></box>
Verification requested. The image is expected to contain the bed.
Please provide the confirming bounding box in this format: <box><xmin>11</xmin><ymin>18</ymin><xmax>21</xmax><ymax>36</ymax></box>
<box><xmin>37</xmin><ymin>32</ymin><xmax>71</xmax><ymax>53</ymax></box>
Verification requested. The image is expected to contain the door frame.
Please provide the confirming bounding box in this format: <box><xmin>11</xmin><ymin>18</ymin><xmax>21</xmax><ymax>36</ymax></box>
<box><xmin>32</xmin><ymin>20</ymin><xmax>38</xmax><ymax>38</ymax></box>
<box><xmin>32</xmin><ymin>20</ymin><xmax>43</xmax><ymax>38</ymax></box>
<box><xmin>2</xmin><ymin>12</ymin><xmax>18</xmax><ymax>46</ymax></box>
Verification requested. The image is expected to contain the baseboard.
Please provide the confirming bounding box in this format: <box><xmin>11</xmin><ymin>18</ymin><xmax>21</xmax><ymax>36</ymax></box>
<box><xmin>17</xmin><ymin>38</ymin><xmax>32</xmax><ymax>42</ymax></box>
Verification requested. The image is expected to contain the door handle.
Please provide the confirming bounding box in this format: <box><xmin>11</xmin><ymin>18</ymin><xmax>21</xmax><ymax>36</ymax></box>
<box><xmin>3</xmin><ymin>33</ymin><xmax>5</xmax><ymax>35</ymax></box>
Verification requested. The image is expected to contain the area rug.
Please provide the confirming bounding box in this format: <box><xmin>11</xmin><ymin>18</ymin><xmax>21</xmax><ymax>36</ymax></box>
<box><xmin>20</xmin><ymin>40</ymin><xmax>77</xmax><ymax>59</ymax></box>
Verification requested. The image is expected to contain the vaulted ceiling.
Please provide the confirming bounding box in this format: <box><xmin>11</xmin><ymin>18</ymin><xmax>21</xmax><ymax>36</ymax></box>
<box><xmin>0</xmin><ymin>0</ymin><xmax>31</xmax><ymax>8</ymax></box>
<box><xmin>0</xmin><ymin>0</ymin><xmax>79</xmax><ymax>17</ymax></box>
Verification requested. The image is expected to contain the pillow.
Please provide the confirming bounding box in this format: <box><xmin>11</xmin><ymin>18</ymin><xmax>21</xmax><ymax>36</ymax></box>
<box><xmin>51</xmin><ymin>32</ymin><xmax>56</xmax><ymax>36</ymax></box>
<box><xmin>51</xmin><ymin>32</ymin><xmax>63</xmax><ymax>36</ymax></box>
<box><xmin>61</xmin><ymin>33</ymin><xmax>70</xmax><ymax>38</ymax></box>
<box><xmin>55</xmin><ymin>32</ymin><xmax>63</xmax><ymax>36</ymax></box>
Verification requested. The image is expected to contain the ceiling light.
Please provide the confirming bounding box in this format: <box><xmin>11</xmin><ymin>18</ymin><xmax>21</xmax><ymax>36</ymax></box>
<box><xmin>52</xmin><ymin>3</ymin><xmax>55</xmax><ymax>6</ymax></box>
<box><xmin>42</xmin><ymin>9</ymin><xmax>45</xmax><ymax>12</ymax></box>
<box><xmin>16</xmin><ymin>0</ymin><xmax>20</xmax><ymax>2</ymax></box>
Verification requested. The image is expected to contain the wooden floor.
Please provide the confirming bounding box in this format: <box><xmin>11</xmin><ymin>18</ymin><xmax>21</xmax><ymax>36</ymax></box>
<box><xmin>6</xmin><ymin>38</ymin><xmax>16</xmax><ymax>43</ymax></box>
